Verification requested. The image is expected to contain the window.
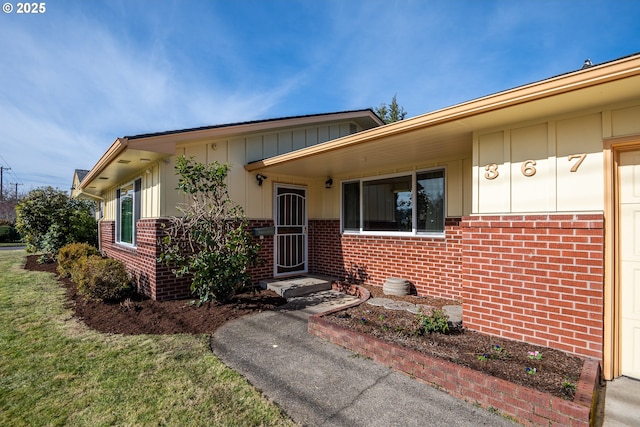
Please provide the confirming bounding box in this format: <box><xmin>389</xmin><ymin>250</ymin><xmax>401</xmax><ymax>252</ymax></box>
<box><xmin>342</xmin><ymin>181</ymin><xmax>360</xmax><ymax>231</ymax></box>
<box><xmin>417</xmin><ymin>170</ymin><xmax>445</xmax><ymax>232</ymax></box>
<box><xmin>116</xmin><ymin>178</ymin><xmax>141</xmax><ymax>245</ymax></box>
<box><xmin>341</xmin><ymin>169</ymin><xmax>445</xmax><ymax>235</ymax></box>
<box><xmin>363</xmin><ymin>175</ymin><xmax>412</xmax><ymax>231</ymax></box>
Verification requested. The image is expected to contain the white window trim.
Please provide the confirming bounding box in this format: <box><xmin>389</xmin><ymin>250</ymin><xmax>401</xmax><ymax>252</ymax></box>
<box><xmin>340</xmin><ymin>167</ymin><xmax>447</xmax><ymax>238</ymax></box>
<box><xmin>116</xmin><ymin>179</ymin><xmax>140</xmax><ymax>248</ymax></box>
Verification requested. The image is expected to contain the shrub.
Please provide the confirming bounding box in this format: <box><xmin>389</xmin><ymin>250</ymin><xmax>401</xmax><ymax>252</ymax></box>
<box><xmin>158</xmin><ymin>156</ymin><xmax>261</xmax><ymax>304</ymax></box>
<box><xmin>15</xmin><ymin>187</ymin><xmax>97</xmax><ymax>261</ymax></box>
<box><xmin>0</xmin><ymin>224</ymin><xmax>20</xmax><ymax>242</ymax></box>
<box><xmin>57</xmin><ymin>243</ymin><xmax>100</xmax><ymax>278</ymax></box>
<box><xmin>415</xmin><ymin>308</ymin><xmax>450</xmax><ymax>335</ymax></box>
<box><xmin>75</xmin><ymin>255</ymin><xmax>131</xmax><ymax>302</ymax></box>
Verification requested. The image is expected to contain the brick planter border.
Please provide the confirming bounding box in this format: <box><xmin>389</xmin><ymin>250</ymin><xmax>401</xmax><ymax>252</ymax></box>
<box><xmin>308</xmin><ymin>290</ymin><xmax>600</xmax><ymax>427</ymax></box>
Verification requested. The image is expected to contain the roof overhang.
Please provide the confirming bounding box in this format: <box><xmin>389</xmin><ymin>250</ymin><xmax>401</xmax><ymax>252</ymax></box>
<box><xmin>79</xmin><ymin>138</ymin><xmax>174</xmax><ymax>196</ymax></box>
<box><xmin>79</xmin><ymin>110</ymin><xmax>383</xmax><ymax>196</ymax></box>
<box><xmin>246</xmin><ymin>54</ymin><xmax>640</xmax><ymax>178</ymax></box>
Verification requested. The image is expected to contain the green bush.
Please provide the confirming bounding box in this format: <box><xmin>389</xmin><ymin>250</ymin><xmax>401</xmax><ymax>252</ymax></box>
<box><xmin>415</xmin><ymin>308</ymin><xmax>450</xmax><ymax>335</ymax></box>
<box><xmin>158</xmin><ymin>156</ymin><xmax>260</xmax><ymax>304</ymax></box>
<box><xmin>75</xmin><ymin>255</ymin><xmax>131</xmax><ymax>302</ymax></box>
<box><xmin>57</xmin><ymin>243</ymin><xmax>100</xmax><ymax>278</ymax></box>
<box><xmin>15</xmin><ymin>186</ymin><xmax>97</xmax><ymax>261</ymax></box>
<box><xmin>0</xmin><ymin>224</ymin><xmax>20</xmax><ymax>243</ymax></box>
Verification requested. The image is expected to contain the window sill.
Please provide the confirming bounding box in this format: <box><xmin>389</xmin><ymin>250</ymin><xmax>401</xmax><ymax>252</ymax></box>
<box><xmin>341</xmin><ymin>231</ymin><xmax>446</xmax><ymax>239</ymax></box>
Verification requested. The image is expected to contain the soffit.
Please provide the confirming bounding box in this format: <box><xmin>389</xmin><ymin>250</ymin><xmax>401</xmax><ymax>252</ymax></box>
<box><xmin>80</xmin><ymin>149</ymin><xmax>167</xmax><ymax>196</ymax></box>
<box><xmin>246</xmin><ymin>70</ymin><xmax>640</xmax><ymax>178</ymax></box>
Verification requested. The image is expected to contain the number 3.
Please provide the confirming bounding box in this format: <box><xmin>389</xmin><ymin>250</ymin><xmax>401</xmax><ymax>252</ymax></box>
<box><xmin>484</xmin><ymin>163</ymin><xmax>499</xmax><ymax>180</ymax></box>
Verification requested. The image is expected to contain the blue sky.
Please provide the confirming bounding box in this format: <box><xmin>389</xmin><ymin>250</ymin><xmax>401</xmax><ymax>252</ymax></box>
<box><xmin>1</xmin><ymin>0</ymin><xmax>639</xmax><ymax>193</ymax></box>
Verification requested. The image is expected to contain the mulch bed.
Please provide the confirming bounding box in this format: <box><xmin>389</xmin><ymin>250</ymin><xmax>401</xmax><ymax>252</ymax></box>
<box><xmin>24</xmin><ymin>255</ymin><xmax>287</xmax><ymax>335</ymax></box>
<box><xmin>24</xmin><ymin>255</ymin><xmax>584</xmax><ymax>400</ymax></box>
<box><xmin>324</xmin><ymin>286</ymin><xmax>584</xmax><ymax>400</ymax></box>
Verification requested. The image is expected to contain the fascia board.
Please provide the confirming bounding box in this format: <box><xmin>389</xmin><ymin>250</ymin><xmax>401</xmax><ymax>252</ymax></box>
<box><xmin>246</xmin><ymin>54</ymin><xmax>640</xmax><ymax>172</ymax></box>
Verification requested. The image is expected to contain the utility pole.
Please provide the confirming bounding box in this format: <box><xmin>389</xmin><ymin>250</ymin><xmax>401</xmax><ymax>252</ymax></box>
<box><xmin>0</xmin><ymin>166</ymin><xmax>10</xmax><ymax>201</ymax></box>
<box><xmin>9</xmin><ymin>182</ymin><xmax>22</xmax><ymax>200</ymax></box>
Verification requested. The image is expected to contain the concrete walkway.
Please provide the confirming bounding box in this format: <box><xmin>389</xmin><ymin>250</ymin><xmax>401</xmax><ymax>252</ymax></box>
<box><xmin>601</xmin><ymin>376</ymin><xmax>640</xmax><ymax>426</ymax></box>
<box><xmin>211</xmin><ymin>305</ymin><xmax>517</xmax><ymax>426</ymax></box>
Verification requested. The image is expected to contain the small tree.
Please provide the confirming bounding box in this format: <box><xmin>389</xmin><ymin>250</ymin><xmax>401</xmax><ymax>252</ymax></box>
<box><xmin>158</xmin><ymin>156</ymin><xmax>261</xmax><ymax>304</ymax></box>
<box><xmin>15</xmin><ymin>187</ymin><xmax>97</xmax><ymax>262</ymax></box>
<box><xmin>375</xmin><ymin>94</ymin><xmax>407</xmax><ymax>124</ymax></box>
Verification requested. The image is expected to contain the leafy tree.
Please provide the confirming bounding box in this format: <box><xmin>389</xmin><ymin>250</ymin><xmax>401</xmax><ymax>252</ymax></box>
<box><xmin>375</xmin><ymin>94</ymin><xmax>407</xmax><ymax>124</ymax></box>
<box><xmin>158</xmin><ymin>156</ymin><xmax>261</xmax><ymax>304</ymax></box>
<box><xmin>15</xmin><ymin>187</ymin><xmax>97</xmax><ymax>261</ymax></box>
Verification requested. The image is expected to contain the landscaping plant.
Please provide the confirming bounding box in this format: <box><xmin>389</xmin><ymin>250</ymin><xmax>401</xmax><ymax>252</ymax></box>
<box><xmin>415</xmin><ymin>308</ymin><xmax>450</xmax><ymax>334</ymax></box>
<box><xmin>158</xmin><ymin>156</ymin><xmax>261</xmax><ymax>304</ymax></box>
<box><xmin>74</xmin><ymin>255</ymin><xmax>131</xmax><ymax>302</ymax></box>
<box><xmin>57</xmin><ymin>242</ymin><xmax>100</xmax><ymax>278</ymax></box>
<box><xmin>15</xmin><ymin>186</ymin><xmax>97</xmax><ymax>262</ymax></box>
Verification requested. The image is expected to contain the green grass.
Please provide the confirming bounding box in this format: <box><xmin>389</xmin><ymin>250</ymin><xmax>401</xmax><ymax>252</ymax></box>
<box><xmin>0</xmin><ymin>250</ymin><xmax>294</xmax><ymax>427</ymax></box>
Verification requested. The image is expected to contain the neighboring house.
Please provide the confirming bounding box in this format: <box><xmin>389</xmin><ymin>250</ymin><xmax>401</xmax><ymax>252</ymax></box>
<box><xmin>76</xmin><ymin>53</ymin><xmax>640</xmax><ymax>382</ymax></box>
<box><xmin>71</xmin><ymin>169</ymin><xmax>90</xmax><ymax>199</ymax></box>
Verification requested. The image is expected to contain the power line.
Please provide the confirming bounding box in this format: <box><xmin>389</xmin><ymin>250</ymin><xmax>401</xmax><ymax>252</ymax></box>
<box><xmin>0</xmin><ymin>154</ymin><xmax>22</xmax><ymax>185</ymax></box>
<box><xmin>0</xmin><ymin>166</ymin><xmax>11</xmax><ymax>201</ymax></box>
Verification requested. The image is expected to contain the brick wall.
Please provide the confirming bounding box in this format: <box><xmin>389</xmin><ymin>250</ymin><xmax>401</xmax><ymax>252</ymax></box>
<box><xmin>100</xmin><ymin>219</ymin><xmax>275</xmax><ymax>301</ymax></box>
<box><xmin>100</xmin><ymin>219</ymin><xmax>192</xmax><ymax>301</ymax></box>
<box><xmin>461</xmin><ymin>214</ymin><xmax>605</xmax><ymax>360</ymax></box>
<box><xmin>247</xmin><ymin>219</ymin><xmax>275</xmax><ymax>285</ymax></box>
<box><xmin>309</xmin><ymin>313</ymin><xmax>599</xmax><ymax>427</ymax></box>
<box><xmin>309</xmin><ymin>218</ymin><xmax>464</xmax><ymax>300</ymax></box>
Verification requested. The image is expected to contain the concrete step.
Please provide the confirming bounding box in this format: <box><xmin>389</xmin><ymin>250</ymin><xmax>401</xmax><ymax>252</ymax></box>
<box><xmin>260</xmin><ymin>275</ymin><xmax>333</xmax><ymax>299</ymax></box>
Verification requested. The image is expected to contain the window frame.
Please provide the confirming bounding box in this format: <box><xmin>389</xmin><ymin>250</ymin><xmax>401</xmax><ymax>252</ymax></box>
<box><xmin>340</xmin><ymin>167</ymin><xmax>446</xmax><ymax>237</ymax></box>
<box><xmin>115</xmin><ymin>178</ymin><xmax>141</xmax><ymax>247</ymax></box>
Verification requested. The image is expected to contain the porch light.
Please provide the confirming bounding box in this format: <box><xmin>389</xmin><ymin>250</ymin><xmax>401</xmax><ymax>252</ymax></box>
<box><xmin>256</xmin><ymin>174</ymin><xmax>267</xmax><ymax>186</ymax></box>
<box><xmin>325</xmin><ymin>177</ymin><xmax>333</xmax><ymax>189</ymax></box>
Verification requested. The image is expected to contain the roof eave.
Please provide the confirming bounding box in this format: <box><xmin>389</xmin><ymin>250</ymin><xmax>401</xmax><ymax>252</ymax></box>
<box><xmin>246</xmin><ymin>53</ymin><xmax>640</xmax><ymax>173</ymax></box>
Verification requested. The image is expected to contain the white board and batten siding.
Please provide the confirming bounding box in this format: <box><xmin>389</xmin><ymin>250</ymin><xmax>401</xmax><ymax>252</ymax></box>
<box><xmin>474</xmin><ymin>104</ymin><xmax>640</xmax><ymax>215</ymax></box>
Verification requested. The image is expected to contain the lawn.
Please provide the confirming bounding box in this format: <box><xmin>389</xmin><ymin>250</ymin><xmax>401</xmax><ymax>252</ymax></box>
<box><xmin>0</xmin><ymin>250</ymin><xmax>294</xmax><ymax>427</ymax></box>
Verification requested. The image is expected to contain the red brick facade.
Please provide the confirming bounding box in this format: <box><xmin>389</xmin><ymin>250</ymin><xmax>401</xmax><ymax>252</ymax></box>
<box><xmin>101</xmin><ymin>213</ymin><xmax>606</xmax><ymax>362</ymax></box>
<box><xmin>309</xmin><ymin>218</ymin><xmax>464</xmax><ymax>300</ymax></box>
<box><xmin>461</xmin><ymin>214</ymin><xmax>605</xmax><ymax>360</ymax></box>
<box><xmin>100</xmin><ymin>219</ymin><xmax>192</xmax><ymax>301</ymax></box>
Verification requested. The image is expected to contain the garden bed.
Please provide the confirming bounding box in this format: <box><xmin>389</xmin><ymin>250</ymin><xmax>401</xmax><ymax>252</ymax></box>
<box><xmin>309</xmin><ymin>283</ymin><xmax>600</xmax><ymax>427</ymax></box>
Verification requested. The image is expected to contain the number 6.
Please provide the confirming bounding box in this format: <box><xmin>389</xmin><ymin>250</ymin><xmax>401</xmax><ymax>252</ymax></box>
<box><xmin>521</xmin><ymin>160</ymin><xmax>537</xmax><ymax>177</ymax></box>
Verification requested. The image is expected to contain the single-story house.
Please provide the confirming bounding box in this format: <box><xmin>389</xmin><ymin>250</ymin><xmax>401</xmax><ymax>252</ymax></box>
<box><xmin>76</xmin><ymin>52</ymin><xmax>640</xmax><ymax>382</ymax></box>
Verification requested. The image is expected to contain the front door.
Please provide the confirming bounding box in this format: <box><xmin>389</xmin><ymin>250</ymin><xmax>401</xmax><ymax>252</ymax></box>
<box><xmin>619</xmin><ymin>150</ymin><xmax>640</xmax><ymax>379</ymax></box>
<box><xmin>274</xmin><ymin>184</ymin><xmax>308</xmax><ymax>276</ymax></box>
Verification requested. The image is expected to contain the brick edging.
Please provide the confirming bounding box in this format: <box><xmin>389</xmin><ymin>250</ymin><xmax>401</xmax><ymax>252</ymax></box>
<box><xmin>308</xmin><ymin>310</ymin><xmax>599</xmax><ymax>426</ymax></box>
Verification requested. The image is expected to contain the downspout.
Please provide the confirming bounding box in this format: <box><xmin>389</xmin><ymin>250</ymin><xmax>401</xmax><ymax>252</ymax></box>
<box><xmin>76</xmin><ymin>190</ymin><xmax>105</xmax><ymax>252</ymax></box>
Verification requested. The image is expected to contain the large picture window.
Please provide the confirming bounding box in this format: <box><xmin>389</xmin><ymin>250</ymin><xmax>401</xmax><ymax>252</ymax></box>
<box><xmin>341</xmin><ymin>169</ymin><xmax>445</xmax><ymax>235</ymax></box>
<box><xmin>116</xmin><ymin>178</ymin><xmax>141</xmax><ymax>245</ymax></box>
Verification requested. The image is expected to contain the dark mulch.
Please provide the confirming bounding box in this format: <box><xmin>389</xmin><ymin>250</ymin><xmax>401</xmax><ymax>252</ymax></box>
<box><xmin>24</xmin><ymin>255</ymin><xmax>584</xmax><ymax>400</ymax></box>
<box><xmin>325</xmin><ymin>286</ymin><xmax>584</xmax><ymax>400</ymax></box>
<box><xmin>24</xmin><ymin>255</ymin><xmax>287</xmax><ymax>335</ymax></box>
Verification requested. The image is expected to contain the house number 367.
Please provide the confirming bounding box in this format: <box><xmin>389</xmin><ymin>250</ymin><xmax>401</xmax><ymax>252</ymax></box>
<box><xmin>484</xmin><ymin>153</ymin><xmax>586</xmax><ymax>180</ymax></box>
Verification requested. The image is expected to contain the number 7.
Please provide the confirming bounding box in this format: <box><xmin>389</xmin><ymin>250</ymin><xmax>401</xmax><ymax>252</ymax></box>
<box><xmin>568</xmin><ymin>154</ymin><xmax>586</xmax><ymax>172</ymax></box>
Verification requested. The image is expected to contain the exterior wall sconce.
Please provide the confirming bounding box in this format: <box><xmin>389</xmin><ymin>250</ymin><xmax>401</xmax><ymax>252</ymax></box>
<box><xmin>325</xmin><ymin>177</ymin><xmax>333</xmax><ymax>189</ymax></box>
<box><xmin>256</xmin><ymin>174</ymin><xmax>267</xmax><ymax>186</ymax></box>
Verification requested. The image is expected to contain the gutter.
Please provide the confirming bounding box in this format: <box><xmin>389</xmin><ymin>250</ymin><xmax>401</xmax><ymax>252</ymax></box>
<box><xmin>79</xmin><ymin>137</ymin><xmax>129</xmax><ymax>191</ymax></box>
<box><xmin>74</xmin><ymin>189</ymin><xmax>106</xmax><ymax>252</ymax></box>
<box><xmin>246</xmin><ymin>53</ymin><xmax>640</xmax><ymax>172</ymax></box>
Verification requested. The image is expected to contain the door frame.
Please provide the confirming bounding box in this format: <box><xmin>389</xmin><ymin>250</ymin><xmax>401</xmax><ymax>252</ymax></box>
<box><xmin>604</xmin><ymin>135</ymin><xmax>640</xmax><ymax>380</ymax></box>
<box><xmin>273</xmin><ymin>183</ymin><xmax>308</xmax><ymax>277</ymax></box>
